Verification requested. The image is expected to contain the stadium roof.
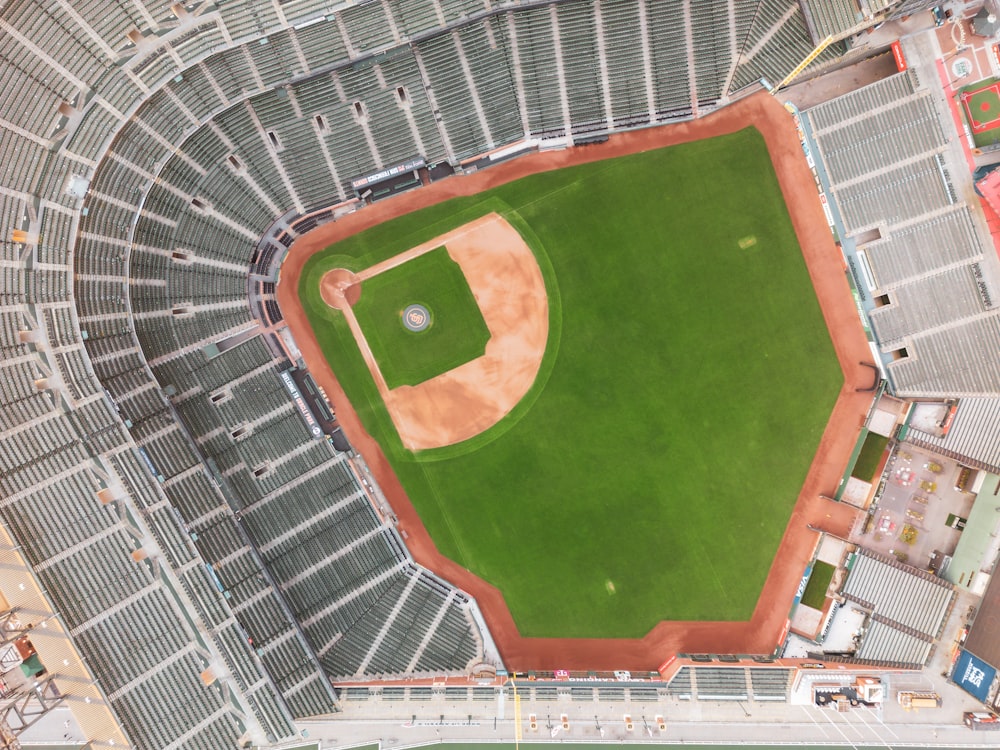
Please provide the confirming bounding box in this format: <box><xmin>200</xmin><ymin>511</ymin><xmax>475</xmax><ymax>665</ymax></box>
<box><xmin>0</xmin><ymin>526</ymin><xmax>129</xmax><ymax>747</ymax></box>
<box><xmin>941</xmin><ymin>473</ymin><xmax>1000</xmax><ymax>589</ymax></box>
<box><xmin>966</xmin><ymin>552</ymin><xmax>1000</xmax><ymax>671</ymax></box>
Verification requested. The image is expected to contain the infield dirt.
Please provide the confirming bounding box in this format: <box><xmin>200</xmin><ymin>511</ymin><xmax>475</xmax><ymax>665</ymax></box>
<box><xmin>277</xmin><ymin>91</ymin><xmax>871</xmax><ymax>671</ymax></box>
<box><xmin>318</xmin><ymin>213</ymin><xmax>548</xmax><ymax>450</ymax></box>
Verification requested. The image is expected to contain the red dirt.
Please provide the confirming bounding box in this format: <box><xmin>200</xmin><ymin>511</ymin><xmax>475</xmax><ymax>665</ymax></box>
<box><xmin>319</xmin><ymin>268</ymin><xmax>360</xmax><ymax>310</ymax></box>
<box><xmin>276</xmin><ymin>90</ymin><xmax>871</xmax><ymax>672</ymax></box>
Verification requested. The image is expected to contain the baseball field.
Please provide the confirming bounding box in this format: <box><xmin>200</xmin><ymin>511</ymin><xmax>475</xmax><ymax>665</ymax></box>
<box><xmin>961</xmin><ymin>79</ymin><xmax>1000</xmax><ymax>133</ymax></box>
<box><xmin>298</xmin><ymin>126</ymin><xmax>842</xmax><ymax>639</ymax></box>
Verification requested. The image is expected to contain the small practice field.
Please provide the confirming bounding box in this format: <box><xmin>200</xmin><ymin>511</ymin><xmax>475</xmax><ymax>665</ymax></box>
<box><xmin>299</xmin><ymin>127</ymin><xmax>843</xmax><ymax>638</ymax></box>
<box><xmin>352</xmin><ymin>246</ymin><xmax>490</xmax><ymax>388</ymax></box>
<box><xmin>800</xmin><ymin>561</ymin><xmax>835</xmax><ymax>610</ymax></box>
<box><xmin>961</xmin><ymin>79</ymin><xmax>1000</xmax><ymax>146</ymax></box>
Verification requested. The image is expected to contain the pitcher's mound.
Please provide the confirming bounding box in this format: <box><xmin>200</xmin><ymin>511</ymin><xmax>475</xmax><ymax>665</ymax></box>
<box><xmin>402</xmin><ymin>303</ymin><xmax>431</xmax><ymax>332</ymax></box>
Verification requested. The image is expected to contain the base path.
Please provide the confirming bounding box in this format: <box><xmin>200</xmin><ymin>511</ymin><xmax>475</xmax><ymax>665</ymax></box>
<box><xmin>277</xmin><ymin>90</ymin><xmax>872</xmax><ymax>672</ymax></box>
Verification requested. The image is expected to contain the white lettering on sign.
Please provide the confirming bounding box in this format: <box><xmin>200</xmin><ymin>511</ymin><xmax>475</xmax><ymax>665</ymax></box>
<box><xmin>963</xmin><ymin>660</ymin><xmax>987</xmax><ymax>689</ymax></box>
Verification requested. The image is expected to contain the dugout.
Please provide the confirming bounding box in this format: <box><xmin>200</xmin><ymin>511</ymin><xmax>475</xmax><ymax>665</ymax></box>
<box><xmin>351</xmin><ymin>156</ymin><xmax>425</xmax><ymax>203</ymax></box>
<box><xmin>278</xmin><ymin>365</ymin><xmax>343</xmax><ymax>442</ymax></box>
<box><xmin>460</xmin><ymin>141</ymin><xmax>538</xmax><ymax>172</ymax></box>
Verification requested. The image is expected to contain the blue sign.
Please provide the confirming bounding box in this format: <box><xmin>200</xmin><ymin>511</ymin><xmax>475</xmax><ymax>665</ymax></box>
<box><xmin>953</xmin><ymin>649</ymin><xmax>996</xmax><ymax>702</ymax></box>
<box><xmin>793</xmin><ymin>564</ymin><xmax>813</xmax><ymax>608</ymax></box>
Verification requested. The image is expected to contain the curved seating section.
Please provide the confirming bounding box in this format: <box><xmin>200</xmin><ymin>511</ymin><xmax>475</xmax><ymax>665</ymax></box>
<box><xmin>80</xmin><ymin>44</ymin><xmax>489</xmax><ymax>700</ymax></box>
<box><xmin>0</xmin><ymin>1</ymin><xmax>841</xmax><ymax>748</ymax></box>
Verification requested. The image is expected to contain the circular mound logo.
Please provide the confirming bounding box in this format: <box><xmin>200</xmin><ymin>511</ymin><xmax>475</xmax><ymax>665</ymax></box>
<box><xmin>402</xmin><ymin>303</ymin><xmax>431</xmax><ymax>332</ymax></box>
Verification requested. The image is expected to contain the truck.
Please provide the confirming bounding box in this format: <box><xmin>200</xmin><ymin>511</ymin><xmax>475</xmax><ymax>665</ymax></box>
<box><xmin>897</xmin><ymin>691</ymin><xmax>940</xmax><ymax>709</ymax></box>
<box><xmin>964</xmin><ymin>711</ymin><xmax>1000</xmax><ymax>730</ymax></box>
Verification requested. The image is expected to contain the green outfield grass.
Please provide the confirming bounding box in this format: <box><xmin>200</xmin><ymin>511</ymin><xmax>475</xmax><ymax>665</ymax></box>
<box><xmin>352</xmin><ymin>246</ymin><xmax>490</xmax><ymax>388</ymax></box>
<box><xmin>299</xmin><ymin>127</ymin><xmax>843</xmax><ymax>638</ymax></box>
